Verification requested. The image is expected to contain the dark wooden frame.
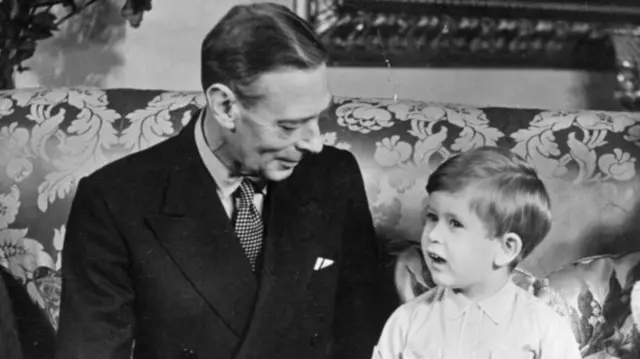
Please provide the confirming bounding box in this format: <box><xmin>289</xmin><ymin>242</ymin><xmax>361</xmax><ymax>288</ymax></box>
<box><xmin>310</xmin><ymin>0</ymin><xmax>640</xmax><ymax>71</ymax></box>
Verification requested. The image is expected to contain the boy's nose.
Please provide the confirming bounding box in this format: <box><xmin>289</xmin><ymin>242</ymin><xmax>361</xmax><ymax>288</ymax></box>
<box><xmin>423</xmin><ymin>223</ymin><xmax>445</xmax><ymax>245</ymax></box>
<box><xmin>421</xmin><ymin>227</ymin><xmax>438</xmax><ymax>245</ymax></box>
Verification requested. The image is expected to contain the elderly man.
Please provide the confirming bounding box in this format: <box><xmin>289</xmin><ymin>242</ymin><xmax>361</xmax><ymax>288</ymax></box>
<box><xmin>54</xmin><ymin>3</ymin><xmax>386</xmax><ymax>359</ymax></box>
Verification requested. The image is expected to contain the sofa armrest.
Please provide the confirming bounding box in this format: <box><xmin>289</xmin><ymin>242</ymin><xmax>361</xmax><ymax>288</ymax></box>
<box><xmin>388</xmin><ymin>240</ymin><xmax>431</xmax><ymax>303</ymax></box>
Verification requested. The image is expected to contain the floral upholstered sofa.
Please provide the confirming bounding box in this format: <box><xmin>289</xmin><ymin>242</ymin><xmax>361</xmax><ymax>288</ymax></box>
<box><xmin>1</xmin><ymin>87</ymin><xmax>640</xmax><ymax>358</ymax></box>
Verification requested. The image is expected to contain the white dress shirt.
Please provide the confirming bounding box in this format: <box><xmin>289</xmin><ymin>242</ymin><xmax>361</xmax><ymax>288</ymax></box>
<box><xmin>193</xmin><ymin>111</ymin><xmax>266</xmax><ymax>219</ymax></box>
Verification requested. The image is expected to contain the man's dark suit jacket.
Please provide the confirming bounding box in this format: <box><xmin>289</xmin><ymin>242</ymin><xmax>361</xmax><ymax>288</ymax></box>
<box><xmin>1</xmin><ymin>269</ymin><xmax>24</xmax><ymax>359</ymax></box>
<box><xmin>54</xmin><ymin>113</ymin><xmax>386</xmax><ymax>359</ymax></box>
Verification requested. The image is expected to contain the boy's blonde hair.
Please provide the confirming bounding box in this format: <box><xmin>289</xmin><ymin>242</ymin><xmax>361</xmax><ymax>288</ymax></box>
<box><xmin>426</xmin><ymin>146</ymin><xmax>551</xmax><ymax>263</ymax></box>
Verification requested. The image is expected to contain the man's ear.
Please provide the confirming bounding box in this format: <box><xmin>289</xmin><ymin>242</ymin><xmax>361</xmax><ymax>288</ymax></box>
<box><xmin>205</xmin><ymin>83</ymin><xmax>238</xmax><ymax>130</ymax></box>
<box><xmin>494</xmin><ymin>232</ymin><xmax>523</xmax><ymax>268</ymax></box>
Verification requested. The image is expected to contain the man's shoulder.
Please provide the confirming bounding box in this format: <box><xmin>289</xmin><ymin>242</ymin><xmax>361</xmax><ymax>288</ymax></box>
<box><xmin>298</xmin><ymin>145</ymin><xmax>359</xmax><ymax>174</ymax></box>
<box><xmin>307</xmin><ymin>145</ymin><xmax>356</xmax><ymax>163</ymax></box>
<box><xmin>82</xmin><ymin>135</ymin><xmax>178</xmax><ymax>191</ymax></box>
<box><xmin>295</xmin><ymin>146</ymin><xmax>365</xmax><ymax>193</ymax></box>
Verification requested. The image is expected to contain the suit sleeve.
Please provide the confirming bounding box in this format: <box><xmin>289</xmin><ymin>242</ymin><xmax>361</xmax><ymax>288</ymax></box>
<box><xmin>0</xmin><ymin>269</ymin><xmax>23</xmax><ymax>359</ymax></box>
<box><xmin>54</xmin><ymin>178</ymin><xmax>135</xmax><ymax>359</ymax></box>
<box><xmin>333</xmin><ymin>151</ymin><xmax>388</xmax><ymax>359</ymax></box>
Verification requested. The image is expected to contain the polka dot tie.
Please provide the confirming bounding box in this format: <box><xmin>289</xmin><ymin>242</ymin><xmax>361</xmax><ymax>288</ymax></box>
<box><xmin>233</xmin><ymin>179</ymin><xmax>264</xmax><ymax>271</ymax></box>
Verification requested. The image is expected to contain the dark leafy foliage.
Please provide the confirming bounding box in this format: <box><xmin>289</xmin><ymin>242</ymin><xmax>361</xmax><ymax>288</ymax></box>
<box><xmin>0</xmin><ymin>0</ymin><xmax>153</xmax><ymax>89</ymax></box>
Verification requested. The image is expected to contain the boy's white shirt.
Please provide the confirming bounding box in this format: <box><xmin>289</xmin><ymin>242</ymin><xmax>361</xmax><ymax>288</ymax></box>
<box><xmin>372</xmin><ymin>280</ymin><xmax>581</xmax><ymax>359</ymax></box>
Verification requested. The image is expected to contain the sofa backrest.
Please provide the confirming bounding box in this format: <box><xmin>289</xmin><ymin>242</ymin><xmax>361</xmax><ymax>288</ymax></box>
<box><xmin>2</xmin><ymin>87</ymin><xmax>640</xmax><ymax>336</ymax></box>
<box><xmin>3</xmin><ymin>87</ymin><xmax>640</xmax><ymax>272</ymax></box>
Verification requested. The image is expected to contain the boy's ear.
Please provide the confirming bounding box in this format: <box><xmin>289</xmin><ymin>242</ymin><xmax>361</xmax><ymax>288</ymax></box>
<box><xmin>494</xmin><ymin>232</ymin><xmax>523</xmax><ymax>268</ymax></box>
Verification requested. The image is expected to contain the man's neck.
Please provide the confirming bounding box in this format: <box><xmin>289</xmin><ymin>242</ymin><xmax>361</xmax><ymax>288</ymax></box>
<box><xmin>201</xmin><ymin>109</ymin><xmax>241</xmax><ymax>176</ymax></box>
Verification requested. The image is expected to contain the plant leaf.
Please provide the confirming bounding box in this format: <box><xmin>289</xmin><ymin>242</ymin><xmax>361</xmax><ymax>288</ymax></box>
<box><xmin>31</xmin><ymin>11</ymin><xmax>58</xmax><ymax>31</ymax></box>
<box><xmin>32</xmin><ymin>0</ymin><xmax>67</xmax><ymax>7</ymax></box>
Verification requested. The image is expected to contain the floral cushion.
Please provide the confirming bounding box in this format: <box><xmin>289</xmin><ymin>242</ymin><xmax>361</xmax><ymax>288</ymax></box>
<box><xmin>1</xmin><ymin>88</ymin><xmax>640</xmax><ymax>358</ymax></box>
<box><xmin>393</xmin><ymin>245</ymin><xmax>640</xmax><ymax>358</ymax></box>
<box><xmin>546</xmin><ymin>252</ymin><xmax>640</xmax><ymax>358</ymax></box>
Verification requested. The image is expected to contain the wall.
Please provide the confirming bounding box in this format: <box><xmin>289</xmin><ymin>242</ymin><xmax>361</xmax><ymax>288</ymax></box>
<box><xmin>14</xmin><ymin>0</ymin><xmax>623</xmax><ymax>111</ymax></box>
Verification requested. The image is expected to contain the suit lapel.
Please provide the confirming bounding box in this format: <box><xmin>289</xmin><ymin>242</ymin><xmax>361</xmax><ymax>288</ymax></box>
<box><xmin>235</xmin><ymin>164</ymin><xmax>325</xmax><ymax>357</ymax></box>
<box><xmin>262</xmin><ymin>177</ymin><xmax>321</xmax><ymax>289</ymax></box>
<box><xmin>144</xmin><ymin>113</ymin><xmax>258</xmax><ymax>338</ymax></box>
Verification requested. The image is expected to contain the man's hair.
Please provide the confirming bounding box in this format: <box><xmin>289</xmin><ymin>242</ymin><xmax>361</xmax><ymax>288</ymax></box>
<box><xmin>200</xmin><ymin>3</ymin><xmax>329</xmax><ymax>108</ymax></box>
<box><xmin>426</xmin><ymin>146</ymin><xmax>552</xmax><ymax>263</ymax></box>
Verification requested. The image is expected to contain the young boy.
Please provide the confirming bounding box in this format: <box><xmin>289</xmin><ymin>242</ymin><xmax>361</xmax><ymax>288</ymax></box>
<box><xmin>373</xmin><ymin>146</ymin><xmax>581</xmax><ymax>359</ymax></box>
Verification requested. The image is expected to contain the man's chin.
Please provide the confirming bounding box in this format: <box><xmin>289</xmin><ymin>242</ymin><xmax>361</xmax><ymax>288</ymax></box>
<box><xmin>262</xmin><ymin>167</ymin><xmax>295</xmax><ymax>182</ymax></box>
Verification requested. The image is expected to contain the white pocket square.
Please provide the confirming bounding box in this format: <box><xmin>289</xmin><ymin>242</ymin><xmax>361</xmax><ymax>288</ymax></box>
<box><xmin>314</xmin><ymin>257</ymin><xmax>334</xmax><ymax>270</ymax></box>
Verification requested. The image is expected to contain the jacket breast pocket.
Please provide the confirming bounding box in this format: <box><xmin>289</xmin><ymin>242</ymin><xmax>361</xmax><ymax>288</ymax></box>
<box><xmin>307</xmin><ymin>254</ymin><xmax>339</xmax><ymax>291</ymax></box>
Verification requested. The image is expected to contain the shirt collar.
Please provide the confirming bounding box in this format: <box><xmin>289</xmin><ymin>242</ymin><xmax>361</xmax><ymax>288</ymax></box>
<box><xmin>193</xmin><ymin>110</ymin><xmax>267</xmax><ymax>197</ymax></box>
<box><xmin>443</xmin><ymin>278</ymin><xmax>517</xmax><ymax>325</ymax></box>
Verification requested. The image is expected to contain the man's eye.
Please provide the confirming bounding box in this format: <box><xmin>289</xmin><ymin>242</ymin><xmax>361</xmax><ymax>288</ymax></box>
<box><xmin>425</xmin><ymin>213</ymin><xmax>438</xmax><ymax>222</ymax></box>
<box><xmin>279</xmin><ymin>124</ymin><xmax>298</xmax><ymax>131</ymax></box>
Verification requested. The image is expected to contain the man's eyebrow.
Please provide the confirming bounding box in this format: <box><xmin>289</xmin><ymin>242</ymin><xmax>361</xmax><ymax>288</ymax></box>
<box><xmin>277</xmin><ymin>98</ymin><xmax>334</xmax><ymax>122</ymax></box>
<box><xmin>278</xmin><ymin>115</ymin><xmax>316</xmax><ymax>123</ymax></box>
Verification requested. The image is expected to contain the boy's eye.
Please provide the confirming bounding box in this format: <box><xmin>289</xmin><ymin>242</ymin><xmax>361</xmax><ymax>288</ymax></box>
<box><xmin>449</xmin><ymin>219</ymin><xmax>463</xmax><ymax>228</ymax></box>
<box><xmin>425</xmin><ymin>213</ymin><xmax>438</xmax><ymax>222</ymax></box>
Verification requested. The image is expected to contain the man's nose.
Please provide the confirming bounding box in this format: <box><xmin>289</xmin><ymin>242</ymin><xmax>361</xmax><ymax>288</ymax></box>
<box><xmin>296</xmin><ymin>120</ymin><xmax>323</xmax><ymax>154</ymax></box>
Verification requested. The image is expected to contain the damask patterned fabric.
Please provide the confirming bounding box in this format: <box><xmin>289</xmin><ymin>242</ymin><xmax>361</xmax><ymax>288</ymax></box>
<box><xmin>0</xmin><ymin>88</ymin><xmax>639</xmax><ymax>358</ymax></box>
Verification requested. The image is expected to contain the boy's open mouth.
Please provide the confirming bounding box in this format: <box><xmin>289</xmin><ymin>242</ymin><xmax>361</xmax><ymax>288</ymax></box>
<box><xmin>427</xmin><ymin>251</ymin><xmax>447</xmax><ymax>264</ymax></box>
